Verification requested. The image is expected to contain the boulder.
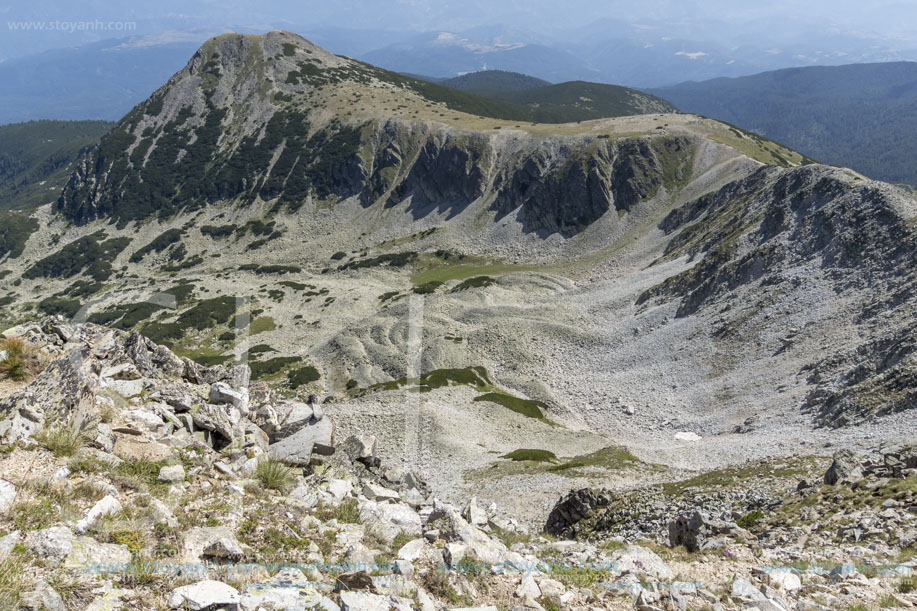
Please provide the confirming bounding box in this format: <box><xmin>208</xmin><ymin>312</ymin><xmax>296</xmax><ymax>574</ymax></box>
<box><xmin>667</xmin><ymin>510</ymin><xmax>744</xmax><ymax>553</ymax></box>
<box><xmin>210</xmin><ymin>382</ymin><xmax>248</xmax><ymax>411</ymax></box>
<box><xmin>240</xmin><ymin>568</ymin><xmax>329</xmax><ymax>611</ymax></box>
<box><xmin>158</xmin><ymin>464</ymin><xmax>186</xmax><ymax>482</ymax></box>
<box><xmin>544</xmin><ymin>488</ymin><xmax>611</xmax><ymax>536</ymax></box>
<box><xmin>75</xmin><ymin>495</ymin><xmax>122</xmax><ymax>534</ymax></box>
<box><xmin>824</xmin><ymin>449</ymin><xmax>863</xmax><ymax>485</ymax></box>
<box><xmin>28</xmin><ymin>526</ymin><xmax>74</xmax><ymax>563</ymax></box>
<box><xmin>268</xmin><ymin>418</ymin><xmax>334</xmax><ymax>465</ymax></box>
<box><xmin>64</xmin><ymin>536</ymin><xmax>131</xmax><ymax>571</ymax></box>
<box><xmin>339</xmin><ymin>591</ymin><xmax>411</xmax><ymax>611</ymax></box>
<box><xmin>170</xmin><ymin>580</ymin><xmax>240</xmax><ymax>610</ymax></box>
<box><xmin>181</xmin><ymin>527</ymin><xmax>245</xmax><ymax>565</ymax></box>
<box><xmin>20</xmin><ymin>579</ymin><xmax>64</xmax><ymax>611</ymax></box>
<box><xmin>359</xmin><ymin>501</ymin><xmax>423</xmax><ymax>544</ymax></box>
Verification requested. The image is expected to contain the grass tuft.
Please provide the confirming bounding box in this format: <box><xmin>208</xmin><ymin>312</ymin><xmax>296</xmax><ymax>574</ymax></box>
<box><xmin>254</xmin><ymin>459</ymin><xmax>295</xmax><ymax>493</ymax></box>
<box><xmin>0</xmin><ymin>337</ymin><xmax>42</xmax><ymax>381</ymax></box>
<box><xmin>35</xmin><ymin>419</ymin><xmax>89</xmax><ymax>457</ymax></box>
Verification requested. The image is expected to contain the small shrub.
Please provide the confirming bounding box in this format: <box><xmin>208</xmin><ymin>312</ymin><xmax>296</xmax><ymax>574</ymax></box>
<box><xmin>501</xmin><ymin>449</ymin><xmax>557</xmax><ymax>463</ymax></box>
<box><xmin>898</xmin><ymin>576</ymin><xmax>917</xmax><ymax>594</ymax></box>
<box><xmin>317</xmin><ymin>498</ymin><xmax>361</xmax><ymax>524</ymax></box>
<box><xmin>452</xmin><ymin>276</ymin><xmax>495</xmax><ymax>291</ymax></box>
<box><xmin>287</xmin><ymin>365</ymin><xmax>320</xmax><ymax>389</ymax></box>
<box><xmin>413</xmin><ymin>281</ymin><xmax>443</xmax><ymax>295</ymax></box>
<box><xmin>255</xmin><ymin>459</ymin><xmax>295</xmax><ymax>493</ymax></box>
<box><xmin>737</xmin><ymin>510</ymin><xmax>765</xmax><ymax>530</ymax></box>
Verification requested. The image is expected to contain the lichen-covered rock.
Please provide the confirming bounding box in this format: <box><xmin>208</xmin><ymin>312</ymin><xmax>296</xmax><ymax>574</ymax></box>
<box><xmin>544</xmin><ymin>488</ymin><xmax>611</xmax><ymax>537</ymax></box>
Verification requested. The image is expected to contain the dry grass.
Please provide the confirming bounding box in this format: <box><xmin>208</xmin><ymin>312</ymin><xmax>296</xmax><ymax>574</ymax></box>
<box><xmin>0</xmin><ymin>337</ymin><xmax>43</xmax><ymax>382</ymax></box>
<box><xmin>0</xmin><ymin>545</ymin><xmax>27</xmax><ymax>608</ymax></box>
<box><xmin>35</xmin><ymin>419</ymin><xmax>90</xmax><ymax>457</ymax></box>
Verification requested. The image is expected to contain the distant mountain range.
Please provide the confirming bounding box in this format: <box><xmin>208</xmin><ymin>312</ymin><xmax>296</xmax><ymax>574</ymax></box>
<box><xmin>650</xmin><ymin>62</ymin><xmax>917</xmax><ymax>185</ymax></box>
<box><xmin>0</xmin><ymin>37</ymin><xmax>200</xmax><ymax>124</ymax></box>
<box><xmin>412</xmin><ymin>70</ymin><xmax>674</xmax><ymax>122</ymax></box>
<box><xmin>5</xmin><ymin>19</ymin><xmax>917</xmax><ymax>125</ymax></box>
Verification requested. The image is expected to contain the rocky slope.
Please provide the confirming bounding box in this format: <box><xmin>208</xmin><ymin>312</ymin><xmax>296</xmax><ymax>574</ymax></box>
<box><xmin>0</xmin><ymin>320</ymin><xmax>914</xmax><ymax>611</ymax></box>
<box><xmin>0</xmin><ymin>32</ymin><xmax>915</xmax><ymax>609</ymax></box>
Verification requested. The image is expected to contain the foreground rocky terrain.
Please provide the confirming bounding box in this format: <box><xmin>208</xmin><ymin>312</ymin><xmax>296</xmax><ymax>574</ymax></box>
<box><xmin>0</xmin><ymin>318</ymin><xmax>913</xmax><ymax>611</ymax></box>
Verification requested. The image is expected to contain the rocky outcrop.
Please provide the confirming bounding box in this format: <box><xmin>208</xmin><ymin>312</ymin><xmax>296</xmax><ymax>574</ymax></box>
<box><xmin>544</xmin><ymin>487</ymin><xmax>611</xmax><ymax>537</ymax></box>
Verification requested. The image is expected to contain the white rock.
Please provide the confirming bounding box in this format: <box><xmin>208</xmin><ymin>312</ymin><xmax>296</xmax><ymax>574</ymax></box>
<box><xmin>0</xmin><ymin>479</ymin><xmax>16</xmax><ymax>512</ymax></box>
<box><xmin>515</xmin><ymin>574</ymin><xmax>541</xmax><ymax>599</ymax></box>
<box><xmin>240</xmin><ymin>568</ymin><xmax>326</xmax><ymax>610</ymax></box>
<box><xmin>28</xmin><ymin>526</ymin><xmax>74</xmax><ymax>562</ymax></box>
<box><xmin>170</xmin><ymin>580</ymin><xmax>240</xmax><ymax>610</ymax></box>
<box><xmin>75</xmin><ymin>495</ymin><xmax>122</xmax><ymax>534</ymax></box>
<box><xmin>358</xmin><ymin>500</ymin><xmax>422</xmax><ymax>544</ymax></box>
<box><xmin>158</xmin><ymin>464</ymin><xmax>186</xmax><ymax>482</ymax></box>
<box><xmin>397</xmin><ymin>538</ymin><xmax>426</xmax><ymax>562</ymax></box>
<box><xmin>327</xmin><ymin>478</ymin><xmax>353</xmax><ymax>500</ymax></box>
<box><xmin>340</xmin><ymin>591</ymin><xmax>411</xmax><ymax>611</ymax></box>
<box><xmin>674</xmin><ymin>431</ymin><xmax>702</xmax><ymax>441</ymax></box>
<box><xmin>209</xmin><ymin>382</ymin><xmax>248</xmax><ymax>411</ymax></box>
<box><xmin>462</xmin><ymin>497</ymin><xmax>488</xmax><ymax>527</ymax></box>
<box><xmin>768</xmin><ymin>569</ymin><xmax>802</xmax><ymax>591</ymax></box>
<box><xmin>361</xmin><ymin>482</ymin><xmax>399</xmax><ymax>502</ymax></box>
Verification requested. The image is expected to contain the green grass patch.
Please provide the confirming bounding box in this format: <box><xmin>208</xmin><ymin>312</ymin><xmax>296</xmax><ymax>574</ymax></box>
<box><xmin>250</xmin><ymin>316</ymin><xmax>276</xmax><ymax>334</ymax></box>
<box><xmin>474</xmin><ymin>392</ymin><xmax>546</xmax><ymax>419</ymax></box>
<box><xmin>410</xmin><ymin>259</ymin><xmax>536</xmax><ymax>287</ymax></box>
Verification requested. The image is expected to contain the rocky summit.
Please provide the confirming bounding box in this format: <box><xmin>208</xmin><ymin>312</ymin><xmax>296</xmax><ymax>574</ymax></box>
<box><xmin>0</xmin><ymin>30</ymin><xmax>916</xmax><ymax>611</ymax></box>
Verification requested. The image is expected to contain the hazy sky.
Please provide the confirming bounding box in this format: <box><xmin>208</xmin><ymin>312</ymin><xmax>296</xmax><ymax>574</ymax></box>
<box><xmin>2</xmin><ymin>0</ymin><xmax>917</xmax><ymax>63</ymax></box>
